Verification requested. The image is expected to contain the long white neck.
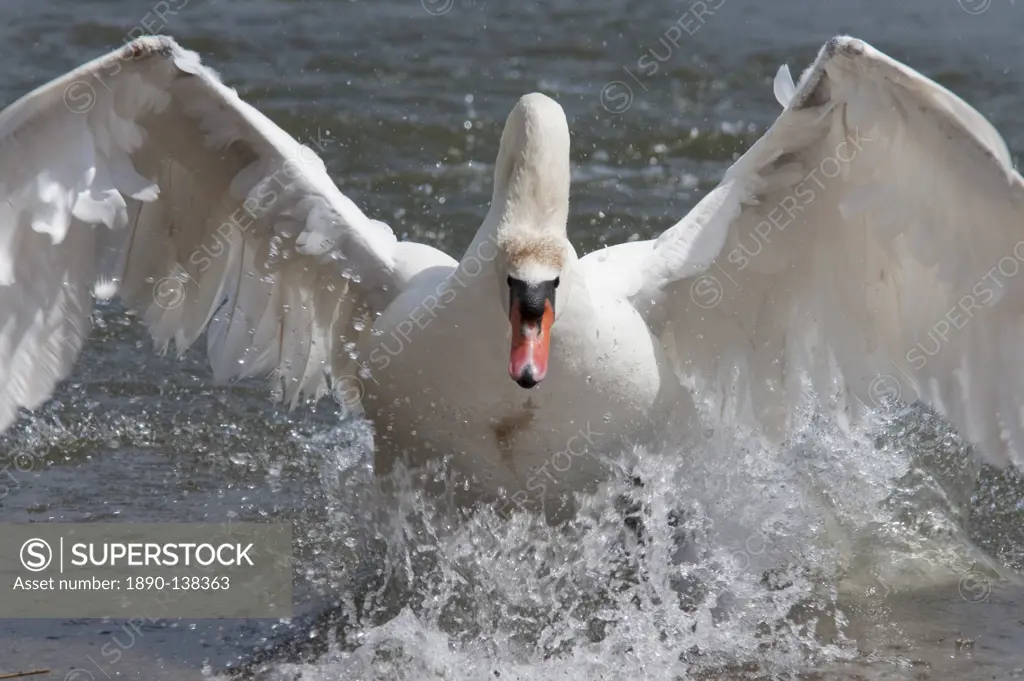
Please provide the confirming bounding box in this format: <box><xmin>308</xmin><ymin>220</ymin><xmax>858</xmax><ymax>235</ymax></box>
<box><xmin>491</xmin><ymin>93</ymin><xmax>570</xmax><ymax>235</ymax></box>
<box><xmin>466</xmin><ymin>93</ymin><xmax>571</xmax><ymax>263</ymax></box>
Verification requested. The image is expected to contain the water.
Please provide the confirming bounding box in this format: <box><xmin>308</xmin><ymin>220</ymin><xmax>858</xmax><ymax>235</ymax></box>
<box><xmin>1</xmin><ymin>1</ymin><xmax>1024</xmax><ymax>678</ymax></box>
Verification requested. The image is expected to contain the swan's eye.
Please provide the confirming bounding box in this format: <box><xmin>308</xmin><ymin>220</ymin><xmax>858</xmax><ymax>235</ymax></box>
<box><xmin>553</xmin><ymin>277</ymin><xmax>560</xmax><ymax>289</ymax></box>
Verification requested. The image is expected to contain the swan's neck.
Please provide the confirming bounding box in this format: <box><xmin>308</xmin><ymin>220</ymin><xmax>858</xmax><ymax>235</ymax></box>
<box><xmin>489</xmin><ymin>131</ymin><xmax>569</xmax><ymax>238</ymax></box>
<box><xmin>470</xmin><ymin>94</ymin><xmax>571</xmax><ymax>269</ymax></box>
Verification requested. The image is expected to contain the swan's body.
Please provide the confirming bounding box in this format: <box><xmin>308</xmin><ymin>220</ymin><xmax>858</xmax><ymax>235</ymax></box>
<box><xmin>3</xmin><ymin>36</ymin><xmax>1024</xmax><ymax>514</ymax></box>
<box><xmin>367</xmin><ymin>241</ymin><xmax>684</xmax><ymax>506</ymax></box>
<box><xmin>363</xmin><ymin>96</ymin><xmax>687</xmax><ymax>506</ymax></box>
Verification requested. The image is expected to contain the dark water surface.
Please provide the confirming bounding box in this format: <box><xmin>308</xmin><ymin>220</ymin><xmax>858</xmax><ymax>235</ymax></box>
<box><xmin>2</xmin><ymin>1</ymin><xmax>1024</xmax><ymax>679</ymax></box>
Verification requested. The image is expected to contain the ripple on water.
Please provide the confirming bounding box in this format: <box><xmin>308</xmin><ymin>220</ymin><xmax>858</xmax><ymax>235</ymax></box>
<box><xmin>1</xmin><ymin>0</ymin><xmax>1024</xmax><ymax>678</ymax></box>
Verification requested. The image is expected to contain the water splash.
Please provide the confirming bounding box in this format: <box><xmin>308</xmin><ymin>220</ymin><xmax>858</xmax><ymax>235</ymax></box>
<box><xmin>232</xmin><ymin>401</ymin><xmax>1019</xmax><ymax>680</ymax></box>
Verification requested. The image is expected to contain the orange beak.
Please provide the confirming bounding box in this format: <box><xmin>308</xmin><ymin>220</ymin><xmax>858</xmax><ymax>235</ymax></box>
<box><xmin>509</xmin><ymin>297</ymin><xmax>554</xmax><ymax>388</ymax></box>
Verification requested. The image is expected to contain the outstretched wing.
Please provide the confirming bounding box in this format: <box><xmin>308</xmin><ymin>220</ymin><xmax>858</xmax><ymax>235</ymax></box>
<box><xmin>621</xmin><ymin>36</ymin><xmax>1024</xmax><ymax>467</ymax></box>
<box><xmin>0</xmin><ymin>36</ymin><xmax>450</xmax><ymax>432</ymax></box>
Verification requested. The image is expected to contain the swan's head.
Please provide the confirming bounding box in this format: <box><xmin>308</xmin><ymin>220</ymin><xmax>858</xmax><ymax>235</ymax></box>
<box><xmin>489</xmin><ymin>93</ymin><xmax>571</xmax><ymax>389</ymax></box>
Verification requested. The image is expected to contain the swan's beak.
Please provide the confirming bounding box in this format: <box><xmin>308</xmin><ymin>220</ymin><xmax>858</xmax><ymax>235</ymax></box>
<box><xmin>508</xmin><ymin>278</ymin><xmax>557</xmax><ymax>389</ymax></box>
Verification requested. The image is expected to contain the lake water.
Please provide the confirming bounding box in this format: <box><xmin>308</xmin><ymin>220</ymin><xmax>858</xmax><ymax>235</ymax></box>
<box><xmin>2</xmin><ymin>1</ymin><xmax>1024</xmax><ymax>679</ymax></box>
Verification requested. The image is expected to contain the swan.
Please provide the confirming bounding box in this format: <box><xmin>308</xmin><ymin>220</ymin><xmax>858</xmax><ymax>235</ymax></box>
<box><xmin>2</xmin><ymin>35</ymin><xmax>1023</xmax><ymax>516</ymax></box>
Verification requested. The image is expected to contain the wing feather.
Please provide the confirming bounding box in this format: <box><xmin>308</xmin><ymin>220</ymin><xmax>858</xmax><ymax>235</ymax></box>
<box><xmin>630</xmin><ymin>36</ymin><xmax>1024</xmax><ymax>467</ymax></box>
<box><xmin>0</xmin><ymin>36</ymin><xmax>446</xmax><ymax>432</ymax></box>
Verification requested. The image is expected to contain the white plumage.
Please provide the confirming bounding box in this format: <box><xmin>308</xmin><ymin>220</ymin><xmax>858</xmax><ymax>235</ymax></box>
<box><xmin>0</xmin><ymin>37</ymin><xmax>423</xmax><ymax>431</ymax></box>
<box><xmin>1</xmin><ymin>36</ymin><xmax>1023</xmax><ymax>508</ymax></box>
<box><xmin>619</xmin><ymin>37</ymin><xmax>1024</xmax><ymax>468</ymax></box>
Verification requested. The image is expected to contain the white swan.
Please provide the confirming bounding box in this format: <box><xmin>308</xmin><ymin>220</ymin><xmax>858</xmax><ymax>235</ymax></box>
<box><xmin>2</xmin><ymin>36</ymin><xmax>1024</xmax><ymax>514</ymax></box>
